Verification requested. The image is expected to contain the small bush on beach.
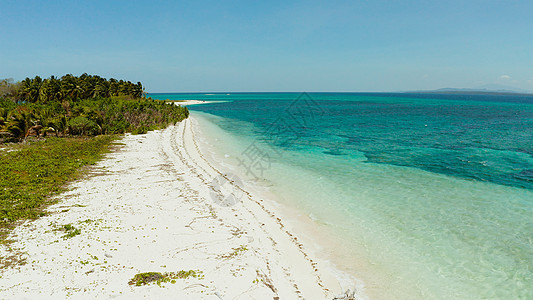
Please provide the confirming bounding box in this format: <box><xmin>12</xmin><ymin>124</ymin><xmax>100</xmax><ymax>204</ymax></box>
<box><xmin>61</xmin><ymin>224</ymin><xmax>81</xmax><ymax>239</ymax></box>
<box><xmin>128</xmin><ymin>270</ymin><xmax>203</xmax><ymax>286</ymax></box>
<box><xmin>129</xmin><ymin>272</ymin><xmax>164</xmax><ymax>286</ymax></box>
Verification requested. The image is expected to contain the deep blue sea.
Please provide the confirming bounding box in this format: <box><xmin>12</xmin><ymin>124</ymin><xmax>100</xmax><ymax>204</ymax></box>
<box><xmin>151</xmin><ymin>92</ymin><xmax>533</xmax><ymax>299</ymax></box>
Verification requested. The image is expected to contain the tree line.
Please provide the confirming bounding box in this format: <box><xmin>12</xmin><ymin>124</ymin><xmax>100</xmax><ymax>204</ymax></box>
<box><xmin>0</xmin><ymin>74</ymin><xmax>188</xmax><ymax>142</ymax></box>
<box><xmin>1</xmin><ymin>73</ymin><xmax>144</xmax><ymax>103</ymax></box>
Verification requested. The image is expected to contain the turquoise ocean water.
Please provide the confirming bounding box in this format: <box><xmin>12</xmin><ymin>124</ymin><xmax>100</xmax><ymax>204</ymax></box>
<box><xmin>151</xmin><ymin>93</ymin><xmax>533</xmax><ymax>299</ymax></box>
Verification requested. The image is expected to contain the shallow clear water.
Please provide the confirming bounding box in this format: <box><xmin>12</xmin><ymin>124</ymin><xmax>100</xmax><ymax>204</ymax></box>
<box><xmin>152</xmin><ymin>93</ymin><xmax>533</xmax><ymax>299</ymax></box>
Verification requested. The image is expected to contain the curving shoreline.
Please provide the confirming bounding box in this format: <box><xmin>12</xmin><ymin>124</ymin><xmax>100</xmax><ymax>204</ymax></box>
<box><xmin>0</xmin><ymin>116</ymin><xmax>359</xmax><ymax>299</ymax></box>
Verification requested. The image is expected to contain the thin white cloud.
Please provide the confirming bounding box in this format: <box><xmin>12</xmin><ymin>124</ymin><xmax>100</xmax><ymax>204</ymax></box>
<box><xmin>499</xmin><ymin>75</ymin><xmax>511</xmax><ymax>80</ymax></box>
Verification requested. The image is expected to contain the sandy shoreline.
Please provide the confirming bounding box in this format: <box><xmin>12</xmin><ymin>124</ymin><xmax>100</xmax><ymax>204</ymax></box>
<box><xmin>171</xmin><ymin>100</ymin><xmax>208</xmax><ymax>105</ymax></box>
<box><xmin>0</xmin><ymin>116</ymin><xmax>360</xmax><ymax>299</ymax></box>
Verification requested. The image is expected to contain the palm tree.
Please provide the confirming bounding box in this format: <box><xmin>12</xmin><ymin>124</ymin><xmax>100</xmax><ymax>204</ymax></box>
<box><xmin>93</xmin><ymin>82</ymin><xmax>108</xmax><ymax>98</ymax></box>
<box><xmin>60</xmin><ymin>74</ymin><xmax>77</xmax><ymax>99</ymax></box>
<box><xmin>7</xmin><ymin>108</ymin><xmax>33</xmax><ymax>140</ymax></box>
<box><xmin>46</xmin><ymin>76</ymin><xmax>62</xmax><ymax>102</ymax></box>
<box><xmin>0</xmin><ymin>107</ymin><xmax>8</xmax><ymax>132</ymax></box>
<box><xmin>27</xmin><ymin>76</ymin><xmax>42</xmax><ymax>103</ymax></box>
<box><xmin>49</xmin><ymin>115</ymin><xmax>67</xmax><ymax>137</ymax></box>
<box><xmin>39</xmin><ymin>79</ymin><xmax>51</xmax><ymax>103</ymax></box>
<box><xmin>20</xmin><ymin>78</ymin><xmax>33</xmax><ymax>102</ymax></box>
<box><xmin>108</xmin><ymin>78</ymin><xmax>119</xmax><ymax>97</ymax></box>
<box><xmin>35</xmin><ymin>106</ymin><xmax>55</xmax><ymax>137</ymax></box>
<box><xmin>72</xmin><ymin>83</ymin><xmax>84</xmax><ymax>100</ymax></box>
<box><xmin>132</xmin><ymin>82</ymin><xmax>144</xmax><ymax>98</ymax></box>
<box><xmin>78</xmin><ymin>73</ymin><xmax>94</xmax><ymax>99</ymax></box>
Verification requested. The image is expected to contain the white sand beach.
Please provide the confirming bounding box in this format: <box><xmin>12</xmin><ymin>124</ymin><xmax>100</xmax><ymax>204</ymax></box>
<box><xmin>0</xmin><ymin>116</ymin><xmax>359</xmax><ymax>299</ymax></box>
<box><xmin>172</xmin><ymin>100</ymin><xmax>208</xmax><ymax>105</ymax></box>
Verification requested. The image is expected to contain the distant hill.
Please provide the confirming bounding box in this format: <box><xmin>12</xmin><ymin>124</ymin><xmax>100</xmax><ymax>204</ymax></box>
<box><xmin>474</xmin><ymin>84</ymin><xmax>529</xmax><ymax>94</ymax></box>
<box><xmin>409</xmin><ymin>84</ymin><xmax>532</xmax><ymax>96</ymax></box>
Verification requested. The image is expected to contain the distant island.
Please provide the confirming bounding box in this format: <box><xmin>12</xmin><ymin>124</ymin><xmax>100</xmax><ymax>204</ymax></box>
<box><xmin>408</xmin><ymin>84</ymin><xmax>532</xmax><ymax>96</ymax></box>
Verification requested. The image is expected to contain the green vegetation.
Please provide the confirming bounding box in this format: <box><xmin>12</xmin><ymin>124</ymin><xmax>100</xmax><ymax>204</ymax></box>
<box><xmin>60</xmin><ymin>224</ymin><xmax>81</xmax><ymax>239</ymax></box>
<box><xmin>0</xmin><ymin>96</ymin><xmax>189</xmax><ymax>142</ymax></box>
<box><xmin>0</xmin><ymin>73</ymin><xmax>188</xmax><ymax>247</ymax></box>
<box><xmin>1</xmin><ymin>74</ymin><xmax>144</xmax><ymax>103</ymax></box>
<box><xmin>0</xmin><ymin>136</ymin><xmax>116</xmax><ymax>240</ymax></box>
<box><xmin>128</xmin><ymin>270</ymin><xmax>204</xmax><ymax>286</ymax></box>
<box><xmin>1</xmin><ymin>74</ymin><xmax>188</xmax><ymax>142</ymax></box>
<box><xmin>219</xmin><ymin>245</ymin><xmax>248</xmax><ymax>259</ymax></box>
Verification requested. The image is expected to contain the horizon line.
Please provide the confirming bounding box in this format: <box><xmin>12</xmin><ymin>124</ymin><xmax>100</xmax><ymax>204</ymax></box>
<box><xmin>146</xmin><ymin>90</ymin><xmax>533</xmax><ymax>96</ymax></box>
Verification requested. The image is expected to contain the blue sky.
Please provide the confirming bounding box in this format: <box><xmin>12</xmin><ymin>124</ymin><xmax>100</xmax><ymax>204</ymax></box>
<box><xmin>1</xmin><ymin>0</ymin><xmax>533</xmax><ymax>92</ymax></box>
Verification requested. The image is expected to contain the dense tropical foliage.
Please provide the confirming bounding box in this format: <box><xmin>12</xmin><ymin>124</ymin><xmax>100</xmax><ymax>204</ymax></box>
<box><xmin>0</xmin><ymin>74</ymin><xmax>188</xmax><ymax>142</ymax></box>
<box><xmin>1</xmin><ymin>74</ymin><xmax>144</xmax><ymax>102</ymax></box>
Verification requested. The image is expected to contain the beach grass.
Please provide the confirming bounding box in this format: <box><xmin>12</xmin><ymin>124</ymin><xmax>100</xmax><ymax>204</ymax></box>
<box><xmin>0</xmin><ymin>136</ymin><xmax>117</xmax><ymax>242</ymax></box>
